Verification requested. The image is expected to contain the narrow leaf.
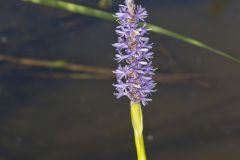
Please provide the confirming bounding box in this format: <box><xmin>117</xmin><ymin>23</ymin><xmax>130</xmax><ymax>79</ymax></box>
<box><xmin>21</xmin><ymin>0</ymin><xmax>240</xmax><ymax>64</ymax></box>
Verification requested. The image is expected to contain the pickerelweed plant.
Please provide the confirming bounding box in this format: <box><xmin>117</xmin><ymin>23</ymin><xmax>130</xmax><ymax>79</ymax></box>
<box><xmin>113</xmin><ymin>0</ymin><xmax>155</xmax><ymax>159</ymax></box>
<box><xmin>20</xmin><ymin>0</ymin><xmax>240</xmax><ymax>159</ymax></box>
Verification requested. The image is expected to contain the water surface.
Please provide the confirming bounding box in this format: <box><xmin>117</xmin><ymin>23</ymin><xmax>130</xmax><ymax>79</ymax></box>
<box><xmin>0</xmin><ymin>0</ymin><xmax>240</xmax><ymax>160</ymax></box>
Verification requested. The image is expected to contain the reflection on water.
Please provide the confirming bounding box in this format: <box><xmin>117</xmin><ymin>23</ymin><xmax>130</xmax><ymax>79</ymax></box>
<box><xmin>0</xmin><ymin>0</ymin><xmax>240</xmax><ymax>160</ymax></box>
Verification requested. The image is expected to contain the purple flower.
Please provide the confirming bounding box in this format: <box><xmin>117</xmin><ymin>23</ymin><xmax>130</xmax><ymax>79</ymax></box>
<box><xmin>113</xmin><ymin>0</ymin><xmax>156</xmax><ymax>106</ymax></box>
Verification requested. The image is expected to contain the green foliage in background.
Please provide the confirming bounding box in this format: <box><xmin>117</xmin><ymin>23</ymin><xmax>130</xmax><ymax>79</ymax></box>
<box><xmin>21</xmin><ymin>0</ymin><xmax>240</xmax><ymax>64</ymax></box>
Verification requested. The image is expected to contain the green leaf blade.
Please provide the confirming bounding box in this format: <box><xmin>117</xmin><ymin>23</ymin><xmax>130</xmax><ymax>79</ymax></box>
<box><xmin>21</xmin><ymin>0</ymin><xmax>240</xmax><ymax>64</ymax></box>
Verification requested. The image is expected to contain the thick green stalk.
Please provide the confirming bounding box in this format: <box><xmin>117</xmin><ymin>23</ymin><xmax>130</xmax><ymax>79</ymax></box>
<box><xmin>131</xmin><ymin>102</ymin><xmax>147</xmax><ymax>160</ymax></box>
<box><xmin>21</xmin><ymin>0</ymin><xmax>240</xmax><ymax>64</ymax></box>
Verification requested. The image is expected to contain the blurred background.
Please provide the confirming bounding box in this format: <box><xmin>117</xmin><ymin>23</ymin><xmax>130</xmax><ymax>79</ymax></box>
<box><xmin>0</xmin><ymin>0</ymin><xmax>240</xmax><ymax>160</ymax></box>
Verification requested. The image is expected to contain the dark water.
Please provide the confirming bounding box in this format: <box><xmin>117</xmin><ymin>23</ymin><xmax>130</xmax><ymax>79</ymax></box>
<box><xmin>0</xmin><ymin>0</ymin><xmax>240</xmax><ymax>160</ymax></box>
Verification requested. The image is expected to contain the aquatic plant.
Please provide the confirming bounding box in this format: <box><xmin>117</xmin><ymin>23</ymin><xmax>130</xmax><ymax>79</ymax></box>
<box><xmin>18</xmin><ymin>0</ymin><xmax>240</xmax><ymax>159</ymax></box>
<box><xmin>113</xmin><ymin>0</ymin><xmax>155</xmax><ymax>159</ymax></box>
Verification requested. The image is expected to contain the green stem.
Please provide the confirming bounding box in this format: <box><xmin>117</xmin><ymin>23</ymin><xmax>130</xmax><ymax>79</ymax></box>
<box><xmin>130</xmin><ymin>102</ymin><xmax>147</xmax><ymax>160</ymax></box>
<box><xmin>134</xmin><ymin>132</ymin><xmax>147</xmax><ymax>160</ymax></box>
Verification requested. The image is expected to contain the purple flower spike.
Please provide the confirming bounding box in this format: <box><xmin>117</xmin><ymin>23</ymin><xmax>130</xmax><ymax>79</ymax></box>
<box><xmin>113</xmin><ymin>0</ymin><xmax>156</xmax><ymax>106</ymax></box>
